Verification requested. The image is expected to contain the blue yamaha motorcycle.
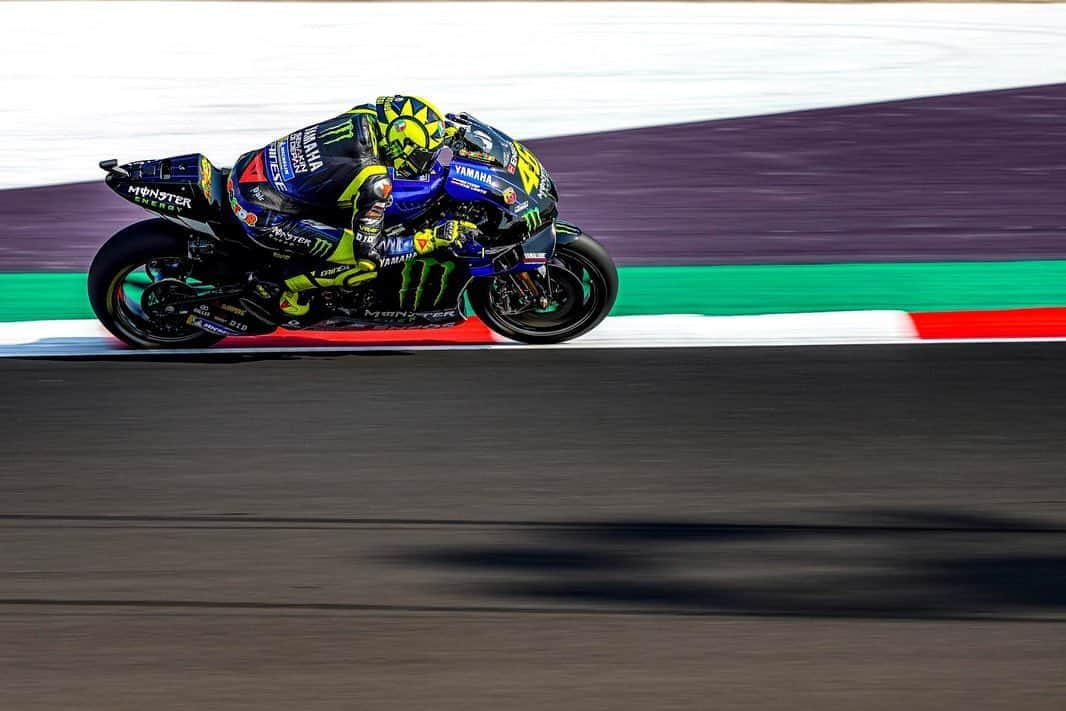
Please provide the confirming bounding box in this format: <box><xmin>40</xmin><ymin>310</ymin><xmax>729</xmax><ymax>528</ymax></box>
<box><xmin>88</xmin><ymin>113</ymin><xmax>618</xmax><ymax>347</ymax></box>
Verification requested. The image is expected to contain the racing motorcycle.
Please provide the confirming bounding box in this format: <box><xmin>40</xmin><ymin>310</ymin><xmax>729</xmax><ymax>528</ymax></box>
<box><xmin>89</xmin><ymin>113</ymin><xmax>617</xmax><ymax>348</ymax></box>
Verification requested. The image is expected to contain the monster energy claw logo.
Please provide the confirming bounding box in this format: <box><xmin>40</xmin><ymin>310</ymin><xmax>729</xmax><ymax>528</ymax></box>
<box><xmin>399</xmin><ymin>258</ymin><xmax>456</xmax><ymax>310</ymax></box>
<box><xmin>522</xmin><ymin>208</ymin><xmax>542</xmax><ymax>231</ymax></box>
<box><xmin>320</xmin><ymin>119</ymin><xmax>355</xmax><ymax>145</ymax></box>
<box><xmin>309</xmin><ymin>238</ymin><xmax>332</xmax><ymax>257</ymax></box>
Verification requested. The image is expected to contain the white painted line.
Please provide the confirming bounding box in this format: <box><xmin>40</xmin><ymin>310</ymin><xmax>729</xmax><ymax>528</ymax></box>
<box><xmin>0</xmin><ymin>319</ymin><xmax>107</xmax><ymax>345</ymax></box>
<box><xmin>2</xmin><ymin>2</ymin><xmax>1065</xmax><ymax>187</ymax></box>
<box><xmin>0</xmin><ymin>311</ymin><xmax>947</xmax><ymax>358</ymax></box>
<box><xmin>3</xmin><ymin>313</ymin><xmax>1064</xmax><ymax>359</ymax></box>
<box><xmin>570</xmin><ymin>312</ymin><xmax>918</xmax><ymax>347</ymax></box>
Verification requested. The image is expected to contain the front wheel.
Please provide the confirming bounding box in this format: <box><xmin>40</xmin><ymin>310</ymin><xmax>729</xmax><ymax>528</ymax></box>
<box><xmin>469</xmin><ymin>232</ymin><xmax>618</xmax><ymax>344</ymax></box>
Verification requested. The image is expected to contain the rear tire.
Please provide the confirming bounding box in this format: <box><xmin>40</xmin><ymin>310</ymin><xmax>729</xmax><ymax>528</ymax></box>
<box><xmin>469</xmin><ymin>232</ymin><xmax>618</xmax><ymax>344</ymax></box>
<box><xmin>88</xmin><ymin>219</ymin><xmax>225</xmax><ymax>348</ymax></box>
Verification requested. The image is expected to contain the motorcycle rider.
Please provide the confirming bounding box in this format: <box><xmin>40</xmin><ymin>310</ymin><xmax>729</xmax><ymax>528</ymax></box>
<box><xmin>228</xmin><ymin>95</ymin><xmax>474</xmax><ymax>317</ymax></box>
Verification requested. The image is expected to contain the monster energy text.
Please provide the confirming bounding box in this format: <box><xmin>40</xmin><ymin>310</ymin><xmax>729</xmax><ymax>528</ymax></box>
<box><xmin>127</xmin><ymin>185</ymin><xmax>192</xmax><ymax>211</ymax></box>
<box><xmin>399</xmin><ymin>258</ymin><xmax>456</xmax><ymax>310</ymax></box>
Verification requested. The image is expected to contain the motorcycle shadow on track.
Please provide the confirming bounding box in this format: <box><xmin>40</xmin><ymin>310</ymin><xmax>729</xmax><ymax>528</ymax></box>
<box><xmin>28</xmin><ymin>350</ymin><xmax>416</xmax><ymax>365</ymax></box>
<box><xmin>387</xmin><ymin>508</ymin><xmax>1066</xmax><ymax>621</ymax></box>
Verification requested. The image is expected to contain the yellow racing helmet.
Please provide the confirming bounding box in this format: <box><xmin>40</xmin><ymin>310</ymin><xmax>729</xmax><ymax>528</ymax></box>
<box><xmin>375</xmin><ymin>95</ymin><xmax>446</xmax><ymax>178</ymax></box>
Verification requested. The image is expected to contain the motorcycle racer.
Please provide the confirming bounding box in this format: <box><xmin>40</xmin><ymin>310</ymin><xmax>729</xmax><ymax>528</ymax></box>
<box><xmin>228</xmin><ymin>95</ymin><xmax>474</xmax><ymax>316</ymax></box>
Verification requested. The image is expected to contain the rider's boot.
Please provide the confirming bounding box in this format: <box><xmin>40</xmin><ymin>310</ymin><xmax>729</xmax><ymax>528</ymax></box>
<box><xmin>277</xmin><ymin>260</ymin><xmax>380</xmax><ymax>316</ymax></box>
<box><xmin>278</xmin><ymin>290</ymin><xmax>312</xmax><ymax>317</ymax></box>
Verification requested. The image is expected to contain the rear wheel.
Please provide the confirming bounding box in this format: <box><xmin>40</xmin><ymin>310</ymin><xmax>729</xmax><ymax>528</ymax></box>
<box><xmin>469</xmin><ymin>233</ymin><xmax>618</xmax><ymax>344</ymax></box>
<box><xmin>88</xmin><ymin>219</ymin><xmax>225</xmax><ymax>348</ymax></box>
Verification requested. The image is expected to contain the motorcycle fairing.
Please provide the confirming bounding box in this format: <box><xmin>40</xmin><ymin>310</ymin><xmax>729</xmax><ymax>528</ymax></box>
<box><xmin>103</xmin><ymin>153</ymin><xmax>231</xmax><ymax>236</ymax></box>
<box><xmin>383</xmin><ymin>162</ymin><xmax>448</xmax><ymax>226</ymax></box>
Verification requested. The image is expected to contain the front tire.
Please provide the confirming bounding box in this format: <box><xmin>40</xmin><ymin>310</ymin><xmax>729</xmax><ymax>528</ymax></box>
<box><xmin>88</xmin><ymin>219</ymin><xmax>225</xmax><ymax>348</ymax></box>
<box><xmin>469</xmin><ymin>232</ymin><xmax>618</xmax><ymax>344</ymax></box>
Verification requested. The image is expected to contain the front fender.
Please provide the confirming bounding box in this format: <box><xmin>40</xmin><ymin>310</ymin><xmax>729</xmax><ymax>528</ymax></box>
<box><xmin>474</xmin><ymin>220</ymin><xmax>580</xmax><ymax>276</ymax></box>
<box><xmin>518</xmin><ymin>223</ymin><xmax>557</xmax><ymax>265</ymax></box>
<box><xmin>515</xmin><ymin>219</ymin><xmax>586</xmax><ymax>268</ymax></box>
<box><xmin>554</xmin><ymin>219</ymin><xmax>585</xmax><ymax>245</ymax></box>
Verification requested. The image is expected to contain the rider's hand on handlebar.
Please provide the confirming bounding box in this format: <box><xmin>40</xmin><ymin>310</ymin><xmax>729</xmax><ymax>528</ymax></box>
<box><xmin>413</xmin><ymin>220</ymin><xmax>478</xmax><ymax>255</ymax></box>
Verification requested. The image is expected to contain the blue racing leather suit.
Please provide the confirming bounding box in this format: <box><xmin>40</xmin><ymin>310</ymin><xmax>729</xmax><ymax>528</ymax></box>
<box><xmin>228</xmin><ymin>104</ymin><xmax>393</xmax><ymax>277</ymax></box>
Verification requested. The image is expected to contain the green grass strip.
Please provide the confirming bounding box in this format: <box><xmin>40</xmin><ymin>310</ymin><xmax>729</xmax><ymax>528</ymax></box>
<box><xmin>614</xmin><ymin>261</ymin><xmax>1066</xmax><ymax>316</ymax></box>
<box><xmin>3</xmin><ymin>261</ymin><xmax>1066</xmax><ymax>322</ymax></box>
<box><xmin>1</xmin><ymin>273</ymin><xmax>95</xmax><ymax>321</ymax></box>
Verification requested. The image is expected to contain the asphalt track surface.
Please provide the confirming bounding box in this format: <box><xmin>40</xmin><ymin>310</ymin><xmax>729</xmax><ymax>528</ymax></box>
<box><xmin>2</xmin><ymin>344</ymin><xmax>1065</xmax><ymax>709</ymax></box>
<box><xmin>3</xmin><ymin>83</ymin><xmax>1065</xmax><ymax>271</ymax></box>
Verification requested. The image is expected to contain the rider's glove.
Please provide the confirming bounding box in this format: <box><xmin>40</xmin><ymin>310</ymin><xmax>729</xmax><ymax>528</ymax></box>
<box><xmin>413</xmin><ymin>220</ymin><xmax>478</xmax><ymax>255</ymax></box>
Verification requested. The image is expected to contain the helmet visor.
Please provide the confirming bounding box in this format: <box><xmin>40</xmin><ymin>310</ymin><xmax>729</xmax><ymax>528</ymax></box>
<box><xmin>397</xmin><ymin>144</ymin><xmax>441</xmax><ymax>177</ymax></box>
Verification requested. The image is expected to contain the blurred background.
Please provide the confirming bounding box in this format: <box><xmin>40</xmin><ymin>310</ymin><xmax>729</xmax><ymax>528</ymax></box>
<box><xmin>1</xmin><ymin>2</ymin><xmax>1065</xmax><ymax>709</ymax></box>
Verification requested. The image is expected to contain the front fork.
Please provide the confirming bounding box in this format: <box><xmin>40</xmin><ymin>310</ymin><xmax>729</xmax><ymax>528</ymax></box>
<box><xmin>516</xmin><ymin>272</ymin><xmax>551</xmax><ymax>310</ymax></box>
<box><xmin>481</xmin><ymin>223</ymin><xmax>560</xmax><ymax>314</ymax></box>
